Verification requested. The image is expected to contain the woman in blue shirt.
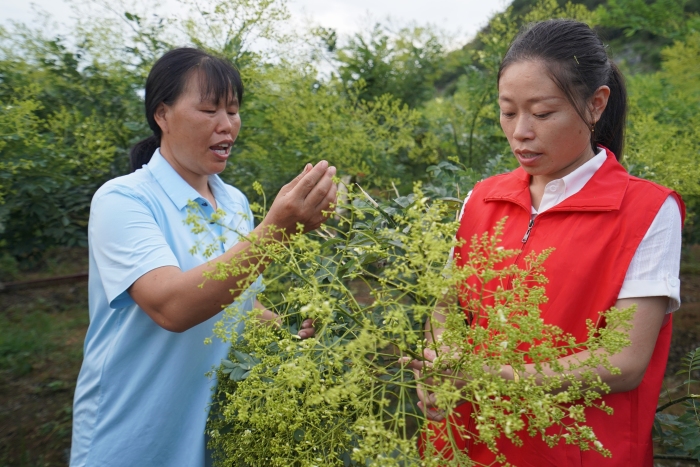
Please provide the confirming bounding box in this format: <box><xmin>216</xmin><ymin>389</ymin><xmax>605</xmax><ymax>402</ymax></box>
<box><xmin>71</xmin><ymin>48</ymin><xmax>337</xmax><ymax>466</ymax></box>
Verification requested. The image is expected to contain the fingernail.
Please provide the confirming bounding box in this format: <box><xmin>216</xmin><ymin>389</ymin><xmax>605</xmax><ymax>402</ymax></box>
<box><xmin>328</xmin><ymin>166</ymin><xmax>336</xmax><ymax>176</ymax></box>
<box><xmin>305</xmin><ymin>163</ymin><xmax>312</xmax><ymax>171</ymax></box>
<box><xmin>318</xmin><ymin>160</ymin><xmax>328</xmax><ymax>169</ymax></box>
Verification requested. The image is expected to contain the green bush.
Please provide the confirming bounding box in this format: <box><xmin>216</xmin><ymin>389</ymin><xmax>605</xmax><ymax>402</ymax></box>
<box><xmin>203</xmin><ymin>183</ymin><xmax>635</xmax><ymax>466</ymax></box>
<box><xmin>0</xmin><ymin>26</ymin><xmax>144</xmax><ymax>258</ymax></box>
<box><xmin>2</xmin><ymin>0</ymin><xmax>699</xmax><ymax>255</ymax></box>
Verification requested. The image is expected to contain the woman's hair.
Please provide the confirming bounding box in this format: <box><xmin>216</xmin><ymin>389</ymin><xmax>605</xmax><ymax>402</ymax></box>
<box><xmin>129</xmin><ymin>48</ymin><xmax>244</xmax><ymax>172</ymax></box>
<box><xmin>498</xmin><ymin>19</ymin><xmax>627</xmax><ymax>159</ymax></box>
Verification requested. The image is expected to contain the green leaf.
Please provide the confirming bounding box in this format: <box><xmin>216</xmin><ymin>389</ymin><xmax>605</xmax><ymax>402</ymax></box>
<box><xmin>229</xmin><ymin>366</ymin><xmax>247</xmax><ymax>381</ymax></box>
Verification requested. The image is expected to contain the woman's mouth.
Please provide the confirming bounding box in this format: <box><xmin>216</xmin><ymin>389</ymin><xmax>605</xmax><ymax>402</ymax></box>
<box><xmin>515</xmin><ymin>150</ymin><xmax>542</xmax><ymax>166</ymax></box>
<box><xmin>210</xmin><ymin>143</ymin><xmax>232</xmax><ymax>159</ymax></box>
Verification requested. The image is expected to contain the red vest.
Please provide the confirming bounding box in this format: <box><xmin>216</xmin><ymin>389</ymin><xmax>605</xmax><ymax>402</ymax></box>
<box><xmin>423</xmin><ymin>149</ymin><xmax>685</xmax><ymax>466</ymax></box>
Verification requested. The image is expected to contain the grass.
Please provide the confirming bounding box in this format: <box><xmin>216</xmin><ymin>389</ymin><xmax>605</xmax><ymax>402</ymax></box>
<box><xmin>0</xmin><ymin>248</ymin><xmax>88</xmax><ymax>467</ymax></box>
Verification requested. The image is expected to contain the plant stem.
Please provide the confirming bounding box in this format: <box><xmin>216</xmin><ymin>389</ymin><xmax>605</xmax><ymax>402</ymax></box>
<box><xmin>656</xmin><ymin>394</ymin><xmax>700</xmax><ymax>413</ymax></box>
<box><xmin>653</xmin><ymin>454</ymin><xmax>700</xmax><ymax>461</ymax></box>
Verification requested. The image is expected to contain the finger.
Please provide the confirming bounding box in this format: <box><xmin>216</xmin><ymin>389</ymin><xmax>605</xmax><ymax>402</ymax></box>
<box><xmin>414</xmin><ymin>370</ymin><xmax>429</xmax><ymax>403</ymax></box>
<box><xmin>426</xmin><ymin>391</ymin><xmax>439</xmax><ymax>407</ymax></box>
<box><xmin>423</xmin><ymin>375</ymin><xmax>437</xmax><ymax>388</ymax></box>
<box><xmin>416</xmin><ymin>388</ymin><xmax>445</xmax><ymax>421</ymax></box>
<box><xmin>416</xmin><ymin>383</ymin><xmax>445</xmax><ymax>421</ymax></box>
<box><xmin>418</xmin><ymin>401</ymin><xmax>446</xmax><ymax>422</ymax></box>
<box><xmin>313</xmin><ymin>180</ymin><xmax>337</xmax><ymax>219</ymax></box>
<box><xmin>437</xmin><ymin>345</ymin><xmax>461</xmax><ymax>362</ymax></box>
<box><xmin>278</xmin><ymin>163</ymin><xmax>313</xmax><ymax>196</ymax></box>
<box><xmin>301</xmin><ymin>318</ymin><xmax>314</xmax><ymax>329</ymax></box>
<box><xmin>289</xmin><ymin>160</ymin><xmax>329</xmax><ymax>199</ymax></box>
<box><xmin>423</xmin><ymin>348</ymin><xmax>438</xmax><ymax>362</ymax></box>
<box><xmin>400</xmin><ymin>358</ymin><xmax>426</xmax><ymax>371</ymax></box>
<box><xmin>298</xmin><ymin>327</ymin><xmax>315</xmax><ymax>339</ymax></box>
<box><xmin>414</xmin><ymin>372</ymin><xmax>437</xmax><ymax>404</ymax></box>
<box><xmin>425</xmin><ymin>405</ymin><xmax>446</xmax><ymax>422</ymax></box>
<box><xmin>315</xmin><ymin>180</ymin><xmax>338</xmax><ymax>213</ymax></box>
<box><xmin>415</xmin><ymin>378</ymin><xmax>428</xmax><ymax>399</ymax></box>
<box><xmin>303</xmin><ymin>166</ymin><xmax>336</xmax><ymax>209</ymax></box>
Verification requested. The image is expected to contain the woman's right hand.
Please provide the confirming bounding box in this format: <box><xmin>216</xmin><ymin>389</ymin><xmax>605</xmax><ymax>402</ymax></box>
<box><xmin>261</xmin><ymin>160</ymin><xmax>337</xmax><ymax>237</ymax></box>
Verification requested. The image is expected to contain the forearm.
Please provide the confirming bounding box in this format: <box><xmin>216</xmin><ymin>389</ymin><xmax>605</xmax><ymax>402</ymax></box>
<box><xmin>499</xmin><ymin>296</ymin><xmax>669</xmax><ymax>394</ymax></box>
<box><xmin>130</xmin><ymin>220</ymin><xmax>281</xmax><ymax>332</ymax></box>
<box><xmin>500</xmin><ymin>348</ymin><xmax>645</xmax><ymax>394</ymax></box>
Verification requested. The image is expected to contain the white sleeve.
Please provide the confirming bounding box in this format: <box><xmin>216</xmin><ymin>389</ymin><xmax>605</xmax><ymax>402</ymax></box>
<box><xmin>457</xmin><ymin>190</ymin><xmax>472</xmax><ymax>222</ymax></box>
<box><xmin>617</xmin><ymin>195</ymin><xmax>683</xmax><ymax>313</ymax></box>
<box><xmin>447</xmin><ymin>190</ymin><xmax>473</xmax><ymax>264</ymax></box>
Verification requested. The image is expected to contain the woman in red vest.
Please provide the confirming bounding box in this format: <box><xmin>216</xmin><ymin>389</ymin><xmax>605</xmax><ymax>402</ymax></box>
<box><xmin>406</xmin><ymin>19</ymin><xmax>684</xmax><ymax>466</ymax></box>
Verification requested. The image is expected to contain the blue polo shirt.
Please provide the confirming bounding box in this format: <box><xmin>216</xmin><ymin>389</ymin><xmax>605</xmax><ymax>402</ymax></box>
<box><xmin>71</xmin><ymin>149</ymin><xmax>262</xmax><ymax>467</ymax></box>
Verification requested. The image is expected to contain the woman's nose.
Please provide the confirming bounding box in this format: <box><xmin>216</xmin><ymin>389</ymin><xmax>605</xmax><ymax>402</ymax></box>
<box><xmin>512</xmin><ymin>115</ymin><xmax>534</xmax><ymax>141</ymax></box>
<box><xmin>215</xmin><ymin>110</ymin><xmax>233</xmax><ymax>133</ymax></box>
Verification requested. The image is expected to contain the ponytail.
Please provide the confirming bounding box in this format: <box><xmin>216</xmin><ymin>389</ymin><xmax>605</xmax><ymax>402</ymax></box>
<box><xmin>129</xmin><ymin>135</ymin><xmax>160</xmax><ymax>173</ymax></box>
<box><xmin>593</xmin><ymin>62</ymin><xmax>627</xmax><ymax>160</ymax></box>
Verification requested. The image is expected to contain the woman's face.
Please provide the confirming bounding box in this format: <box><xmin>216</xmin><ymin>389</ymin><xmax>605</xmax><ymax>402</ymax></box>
<box><xmin>155</xmin><ymin>72</ymin><xmax>241</xmax><ymax>186</ymax></box>
<box><xmin>498</xmin><ymin>60</ymin><xmax>605</xmax><ymax>185</ymax></box>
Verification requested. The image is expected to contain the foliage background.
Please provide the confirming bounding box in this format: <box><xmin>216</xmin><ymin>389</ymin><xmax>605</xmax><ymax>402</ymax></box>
<box><xmin>1</xmin><ymin>0</ymin><xmax>699</xmax><ymax>269</ymax></box>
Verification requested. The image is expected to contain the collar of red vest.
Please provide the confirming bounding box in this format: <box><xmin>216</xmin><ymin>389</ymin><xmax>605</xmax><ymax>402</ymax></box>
<box><xmin>482</xmin><ymin>147</ymin><xmax>629</xmax><ymax>212</ymax></box>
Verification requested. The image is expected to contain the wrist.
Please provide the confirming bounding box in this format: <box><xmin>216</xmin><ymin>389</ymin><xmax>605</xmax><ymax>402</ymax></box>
<box><xmin>501</xmin><ymin>365</ymin><xmax>520</xmax><ymax>382</ymax></box>
<box><xmin>260</xmin><ymin>309</ymin><xmax>282</xmax><ymax>328</ymax></box>
<box><xmin>255</xmin><ymin>218</ymin><xmax>289</xmax><ymax>244</ymax></box>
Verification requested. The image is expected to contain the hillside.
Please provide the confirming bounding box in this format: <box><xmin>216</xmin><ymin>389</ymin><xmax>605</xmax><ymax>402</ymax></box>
<box><xmin>435</xmin><ymin>0</ymin><xmax>700</xmax><ymax>93</ymax></box>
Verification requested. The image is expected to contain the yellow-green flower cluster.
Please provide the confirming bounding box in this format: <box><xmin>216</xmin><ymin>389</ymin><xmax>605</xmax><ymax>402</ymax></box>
<box><xmin>198</xmin><ymin>184</ymin><xmax>633</xmax><ymax>466</ymax></box>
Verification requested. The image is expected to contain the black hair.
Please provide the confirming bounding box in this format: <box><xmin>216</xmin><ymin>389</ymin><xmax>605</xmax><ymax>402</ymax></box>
<box><xmin>498</xmin><ymin>19</ymin><xmax>627</xmax><ymax>160</ymax></box>
<box><xmin>129</xmin><ymin>48</ymin><xmax>244</xmax><ymax>172</ymax></box>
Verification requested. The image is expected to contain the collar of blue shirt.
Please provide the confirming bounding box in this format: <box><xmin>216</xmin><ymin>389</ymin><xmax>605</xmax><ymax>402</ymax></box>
<box><xmin>147</xmin><ymin>147</ymin><xmax>242</xmax><ymax>215</ymax></box>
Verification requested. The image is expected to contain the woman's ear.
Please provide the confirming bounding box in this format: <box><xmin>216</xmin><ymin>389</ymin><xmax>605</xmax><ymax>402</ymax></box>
<box><xmin>589</xmin><ymin>85</ymin><xmax>611</xmax><ymax>124</ymax></box>
<box><xmin>153</xmin><ymin>102</ymin><xmax>169</xmax><ymax>134</ymax></box>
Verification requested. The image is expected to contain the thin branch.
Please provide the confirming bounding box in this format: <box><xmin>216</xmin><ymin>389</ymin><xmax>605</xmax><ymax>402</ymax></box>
<box><xmin>653</xmin><ymin>454</ymin><xmax>700</xmax><ymax>461</ymax></box>
<box><xmin>656</xmin><ymin>394</ymin><xmax>700</xmax><ymax>413</ymax></box>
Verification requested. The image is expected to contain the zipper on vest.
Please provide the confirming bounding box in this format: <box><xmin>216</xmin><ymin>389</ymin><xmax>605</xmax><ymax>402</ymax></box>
<box><xmin>521</xmin><ymin>218</ymin><xmax>535</xmax><ymax>243</ymax></box>
<box><xmin>507</xmin><ymin>217</ymin><xmax>535</xmax><ymax>289</ymax></box>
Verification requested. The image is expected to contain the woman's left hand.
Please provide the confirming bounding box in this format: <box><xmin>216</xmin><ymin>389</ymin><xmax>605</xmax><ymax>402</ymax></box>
<box><xmin>413</xmin><ymin>369</ymin><xmax>446</xmax><ymax>421</ymax></box>
<box><xmin>255</xmin><ymin>300</ymin><xmax>316</xmax><ymax>339</ymax></box>
<box><xmin>401</xmin><ymin>347</ymin><xmax>468</xmax><ymax>422</ymax></box>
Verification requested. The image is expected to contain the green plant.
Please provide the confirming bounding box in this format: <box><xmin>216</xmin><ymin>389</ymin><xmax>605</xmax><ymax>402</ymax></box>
<box><xmin>0</xmin><ymin>309</ymin><xmax>53</xmax><ymax>376</ymax></box>
<box><xmin>0</xmin><ymin>252</ymin><xmax>19</xmax><ymax>282</ymax></box>
<box><xmin>0</xmin><ymin>25</ymin><xmax>143</xmax><ymax>258</ymax></box>
<box><xmin>331</xmin><ymin>23</ymin><xmax>446</xmax><ymax>109</ymax></box>
<box><xmin>654</xmin><ymin>347</ymin><xmax>700</xmax><ymax>462</ymax></box>
<box><xmin>200</xmin><ymin>182</ymin><xmax>634</xmax><ymax>467</ymax></box>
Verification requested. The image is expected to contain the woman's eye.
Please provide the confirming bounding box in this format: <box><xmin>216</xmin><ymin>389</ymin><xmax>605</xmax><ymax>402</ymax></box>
<box><xmin>534</xmin><ymin>112</ymin><xmax>552</xmax><ymax>119</ymax></box>
<box><xmin>500</xmin><ymin>111</ymin><xmax>515</xmax><ymax>118</ymax></box>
